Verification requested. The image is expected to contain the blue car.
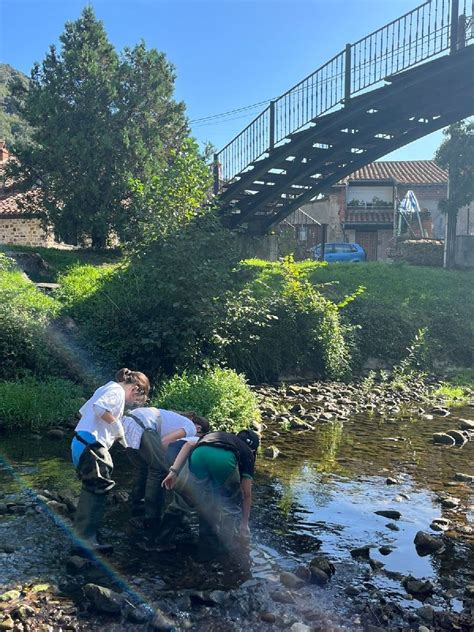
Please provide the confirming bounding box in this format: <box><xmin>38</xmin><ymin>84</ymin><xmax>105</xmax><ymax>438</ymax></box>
<box><xmin>312</xmin><ymin>242</ymin><xmax>367</xmax><ymax>262</ymax></box>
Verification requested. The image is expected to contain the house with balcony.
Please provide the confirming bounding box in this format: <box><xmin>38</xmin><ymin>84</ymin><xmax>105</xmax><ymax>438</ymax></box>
<box><xmin>285</xmin><ymin>160</ymin><xmax>448</xmax><ymax>261</ymax></box>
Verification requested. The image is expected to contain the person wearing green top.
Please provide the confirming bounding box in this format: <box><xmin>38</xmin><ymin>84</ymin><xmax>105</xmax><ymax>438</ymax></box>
<box><xmin>162</xmin><ymin>429</ymin><xmax>260</xmax><ymax>557</ymax></box>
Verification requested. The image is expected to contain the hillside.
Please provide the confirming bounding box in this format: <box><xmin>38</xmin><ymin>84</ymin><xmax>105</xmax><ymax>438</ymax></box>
<box><xmin>0</xmin><ymin>63</ymin><xmax>31</xmax><ymax>146</ymax></box>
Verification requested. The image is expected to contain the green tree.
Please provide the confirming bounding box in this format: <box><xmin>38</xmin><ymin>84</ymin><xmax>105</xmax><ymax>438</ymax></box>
<box><xmin>435</xmin><ymin>119</ymin><xmax>474</xmax><ymax>267</ymax></box>
<box><xmin>0</xmin><ymin>64</ymin><xmax>32</xmax><ymax>145</ymax></box>
<box><xmin>126</xmin><ymin>138</ymin><xmax>212</xmax><ymax>245</ymax></box>
<box><xmin>7</xmin><ymin>7</ymin><xmax>187</xmax><ymax>247</ymax></box>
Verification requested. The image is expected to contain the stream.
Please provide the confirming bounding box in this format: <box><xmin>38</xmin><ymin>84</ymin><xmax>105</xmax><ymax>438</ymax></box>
<box><xmin>1</xmin><ymin>404</ymin><xmax>473</xmax><ymax>630</ymax></box>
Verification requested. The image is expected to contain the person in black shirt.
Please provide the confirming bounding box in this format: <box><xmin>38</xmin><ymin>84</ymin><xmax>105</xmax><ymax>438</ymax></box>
<box><xmin>162</xmin><ymin>429</ymin><xmax>260</xmax><ymax>554</ymax></box>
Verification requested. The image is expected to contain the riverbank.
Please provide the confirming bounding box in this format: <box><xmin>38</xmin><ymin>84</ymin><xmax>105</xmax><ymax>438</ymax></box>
<box><xmin>1</xmin><ymin>377</ymin><xmax>473</xmax><ymax>631</ymax></box>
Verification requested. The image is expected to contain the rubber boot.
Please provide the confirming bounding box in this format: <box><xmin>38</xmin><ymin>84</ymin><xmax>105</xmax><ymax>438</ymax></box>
<box><xmin>72</xmin><ymin>489</ymin><xmax>113</xmax><ymax>556</ymax></box>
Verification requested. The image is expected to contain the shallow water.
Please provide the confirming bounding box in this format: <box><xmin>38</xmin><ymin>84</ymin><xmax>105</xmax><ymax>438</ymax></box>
<box><xmin>1</xmin><ymin>406</ymin><xmax>473</xmax><ymax>607</ymax></box>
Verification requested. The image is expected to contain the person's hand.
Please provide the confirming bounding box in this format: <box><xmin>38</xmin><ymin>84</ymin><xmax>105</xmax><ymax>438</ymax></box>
<box><xmin>162</xmin><ymin>470</ymin><xmax>177</xmax><ymax>489</ymax></box>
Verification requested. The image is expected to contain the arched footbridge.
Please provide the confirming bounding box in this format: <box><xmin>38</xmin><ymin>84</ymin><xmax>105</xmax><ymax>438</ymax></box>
<box><xmin>214</xmin><ymin>0</ymin><xmax>474</xmax><ymax>235</ymax></box>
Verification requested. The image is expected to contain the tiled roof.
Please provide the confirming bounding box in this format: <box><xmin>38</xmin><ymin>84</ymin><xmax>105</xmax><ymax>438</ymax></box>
<box><xmin>0</xmin><ymin>190</ymin><xmax>41</xmax><ymax>217</ymax></box>
<box><xmin>340</xmin><ymin>160</ymin><xmax>448</xmax><ymax>185</ymax></box>
<box><xmin>345</xmin><ymin>210</ymin><xmax>393</xmax><ymax>224</ymax></box>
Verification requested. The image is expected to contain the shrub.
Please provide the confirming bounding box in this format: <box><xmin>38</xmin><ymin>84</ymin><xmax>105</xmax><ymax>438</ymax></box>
<box><xmin>216</xmin><ymin>257</ymin><xmax>352</xmax><ymax>382</ymax></box>
<box><xmin>154</xmin><ymin>367</ymin><xmax>260</xmax><ymax>433</ymax></box>
<box><xmin>0</xmin><ymin>377</ymin><xmax>84</xmax><ymax>431</ymax></box>
<box><xmin>57</xmin><ymin>214</ymin><xmax>239</xmax><ymax>378</ymax></box>
<box><xmin>0</xmin><ymin>254</ymin><xmax>60</xmax><ymax>379</ymax></box>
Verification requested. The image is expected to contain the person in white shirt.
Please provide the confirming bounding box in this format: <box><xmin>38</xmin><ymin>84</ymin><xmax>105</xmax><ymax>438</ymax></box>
<box><xmin>122</xmin><ymin>408</ymin><xmax>209</xmax><ymax>539</ymax></box>
<box><xmin>71</xmin><ymin>368</ymin><xmax>150</xmax><ymax>553</ymax></box>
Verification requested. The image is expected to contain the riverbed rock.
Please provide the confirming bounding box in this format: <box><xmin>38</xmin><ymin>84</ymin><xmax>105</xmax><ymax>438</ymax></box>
<box><xmin>271</xmin><ymin>590</ymin><xmax>295</xmax><ymax>604</ymax></box>
<box><xmin>149</xmin><ymin>610</ymin><xmax>176</xmax><ymax>630</ymax></box>
<box><xmin>386</xmin><ymin>477</ymin><xmax>399</xmax><ymax>485</ymax></box>
<box><xmin>0</xmin><ymin>616</ymin><xmax>14</xmax><ymax>630</ymax></box>
<box><xmin>445</xmin><ymin>430</ymin><xmax>468</xmax><ymax>446</ymax></box>
<box><xmin>0</xmin><ymin>590</ymin><xmax>21</xmax><ymax>602</ymax></box>
<box><xmin>454</xmin><ymin>472</ymin><xmax>474</xmax><ymax>483</ymax></box>
<box><xmin>350</xmin><ymin>545</ymin><xmax>371</xmax><ymax>559</ymax></box>
<box><xmin>290</xmin><ymin>624</ymin><xmax>312</xmax><ymax>632</ymax></box>
<box><xmin>309</xmin><ymin>555</ymin><xmax>335</xmax><ymax>577</ymax></box>
<box><xmin>430</xmin><ymin>518</ymin><xmax>450</xmax><ymax>532</ymax></box>
<box><xmin>379</xmin><ymin>546</ymin><xmax>394</xmax><ymax>556</ymax></box>
<box><xmin>279</xmin><ymin>571</ymin><xmax>305</xmax><ymax>590</ymax></box>
<box><xmin>402</xmin><ymin>576</ymin><xmax>434</xmax><ymax>599</ymax></box>
<box><xmin>295</xmin><ymin>565</ymin><xmax>312</xmax><ymax>583</ymax></box>
<box><xmin>66</xmin><ymin>556</ymin><xmax>92</xmax><ymax>575</ymax></box>
<box><xmin>263</xmin><ymin>446</ymin><xmax>280</xmax><ymax>460</ymax></box>
<box><xmin>46</xmin><ymin>500</ymin><xmax>69</xmax><ymax>516</ymax></box>
<box><xmin>440</xmin><ymin>496</ymin><xmax>460</xmax><ymax>509</ymax></box>
<box><xmin>12</xmin><ymin>604</ymin><xmax>35</xmax><ymax>621</ymax></box>
<box><xmin>309</xmin><ymin>567</ymin><xmax>330</xmax><ymax>585</ymax></box>
<box><xmin>260</xmin><ymin>612</ymin><xmax>277</xmax><ymax>623</ymax></box>
<box><xmin>124</xmin><ymin>603</ymin><xmax>151</xmax><ymax>624</ymax></box>
<box><xmin>417</xmin><ymin>605</ymin><xmax>435</xmax><ymax>623</ymax></box>
<box><xmin>459</xmin><ymin>419</ymin><xmax>474</xmax><ymax>430</ymax></box>
<box><xmin>46</xmin><ymin>429</ymin><xmax>65</xmax><ymax>440</ymax></box>
<box><xmin>375</xmin><ymin>509</ymin><xmax>401</xmax><ymax>520</ymax></box>
<box><xmin>430</xmin><ymin>407</ymin><xmax>450</xmax><ymax>416</ymax></box>
<box><xmin>83</xmin><ymin>583</ymin><xmax>123</xmax><ymax>614</ymax></box>
<box><xmin>414</xmin><ymin>531</ymin><xmax>444</xmax><ymax>554</ymax></box>
<box><xmin>432</xmin><ymin>433</ymin><xmax>456</xmax><ymax>446</ymax></box>
<box><xmin>0</xmin><ymin>544</ymin><xmax>15</xmax><ymax>554</ymax></box>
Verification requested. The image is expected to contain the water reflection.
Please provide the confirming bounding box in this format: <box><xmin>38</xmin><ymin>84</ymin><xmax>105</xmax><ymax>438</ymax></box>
<box><xmin>1</xmin><ymin>406</ymin><xmax>473</xmax><ymax>597</ymax></box>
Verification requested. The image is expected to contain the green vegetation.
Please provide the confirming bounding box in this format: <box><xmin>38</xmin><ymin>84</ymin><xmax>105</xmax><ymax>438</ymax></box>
<box><xmin>242</xmin><ymin>260</ymin><xmax>473</xmax><ymax>370</ymax></box>
<box><xmin>55</xmin><ymin>215</ymin><xmax>238</xmax><ymax>377</ymax></box>
<box><xmin>0</xmin><ymin>245</ymin><xmax>122</xmax><ymax>282</ymax></box>
<box><xmin>430</xmin><ymin>383</ymin><xmax>470</xmax><ymax>408</ymax></box>
<box><xmin>217</xmin><ymin>256</ymin><xmax>351</xmax><ymax>382</ymax></box>
<box><xmin>0</xmin><ymin>253</ymin><xmax>60</xmax><ymax>379</ymax></box>
<box><xmin>154</xmin><ymin>367</ymin><xmax>260</xmax><ymax>433</ymax></box>
<box><xmin>435</xmin><ymin>120</ymin><xmax>474</xmax><ymax>268</ymax></box>
<box><xmin>0</xmin><ymin>64</ymin><xmax>31</xmax><ymax>145</ymax></box>
<box><xmin>8</xmin><ymin>7</ymin><xmax>189</xmax><ymax>246</ymax></box>
<box><xmin>55</xmin><ymin>237</ymin><xmax>351</xmax><ymax>382</ymax></box>
<box><xmin>0</xmin><ymin>377</ymin><xmax>84</xmax><ymax>431</ymax></box>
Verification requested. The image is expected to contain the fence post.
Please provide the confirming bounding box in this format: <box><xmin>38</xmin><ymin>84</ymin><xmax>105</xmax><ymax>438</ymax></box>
<box><xmin>320</xmin><ymin>223</ymin><xmax>328</xmax><ymax>261</ymax></box>
<box><xmin>450</xmin><ymin>0</ymin><xmax>459</xmax><ymax>53</ymax></box>
<box><xmin>344</xmin><ymin>43</ymin><xmax>352</xmax><ymax>104</ymax></box>
<box><xmin>213</xmin><ymin>153</ymin><xmax>220</xmax><ymax>195</ymax></box>
<box><xmin>269</xmin><ymin>100</ymin><xmax>275</xmax><ymax>150</ymax></box>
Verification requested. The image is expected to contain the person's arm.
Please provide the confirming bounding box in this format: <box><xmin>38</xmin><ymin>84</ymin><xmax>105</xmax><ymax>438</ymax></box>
<box><xmin>100</xmin><ymin>410</ymin><xmax>117</xmax><ymax>424</ymax></box>
<box><xmin>240</xmin><ymin>477</ymin><xmax>253</xmax><ymax>537</ymax></box>
<box><xmin>160</xmin><ymin>428</ymin><xmax>186</xmax><ymax>447</ymax></box>
<box><xmin>161</xmin><ymin>441</ymin><xmax>195</xmax><ymax>489</ymax></box>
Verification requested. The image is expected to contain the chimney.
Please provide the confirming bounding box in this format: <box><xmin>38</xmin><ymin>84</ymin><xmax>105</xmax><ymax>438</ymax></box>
<box><xmin>0</xmin><ymin>141</ymin><xmax>9</xmax><ymax>163</ymax></box>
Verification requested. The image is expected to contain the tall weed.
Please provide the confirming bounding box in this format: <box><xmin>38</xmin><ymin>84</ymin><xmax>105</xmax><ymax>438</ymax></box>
<box><xmin>154</xmin><ymin>367</ymin><xmax>260</xmax><ymax>433</ymax></box>
<box><xmin>0</xmin><ymin>377</ymin><xmax>84</xmax><ymax>430</ymax></box>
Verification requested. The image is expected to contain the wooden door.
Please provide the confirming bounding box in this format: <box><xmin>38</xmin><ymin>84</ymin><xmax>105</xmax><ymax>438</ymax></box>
<box><xmin>355</xmin><ymin>230</ymin><xmax>377</xmax><ymax>261</ymax></box>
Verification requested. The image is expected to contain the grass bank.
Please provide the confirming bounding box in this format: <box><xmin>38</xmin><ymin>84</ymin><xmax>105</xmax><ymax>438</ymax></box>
<box><xmin>243</xmin><ymin>260</ymin><xmax>473</xmax><ymax>371</ymax></box>
<box><xmin>0</xmin><ymin>245</ymin><xmax>122</xmax><ymax>282</ymax></box>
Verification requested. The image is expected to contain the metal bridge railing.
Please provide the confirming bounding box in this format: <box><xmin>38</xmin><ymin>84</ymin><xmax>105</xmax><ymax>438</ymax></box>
<box><xmin>215</xmin><ymin>0</ymin><xmax>473</xmax><ymax>188</ymax></box>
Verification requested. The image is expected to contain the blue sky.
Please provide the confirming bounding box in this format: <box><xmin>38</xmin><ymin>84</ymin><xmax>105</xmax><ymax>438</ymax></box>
<box><xmin>1</xmin><ymin>0</ymin><xmax>448</xmax><ymax>160</ymax></box>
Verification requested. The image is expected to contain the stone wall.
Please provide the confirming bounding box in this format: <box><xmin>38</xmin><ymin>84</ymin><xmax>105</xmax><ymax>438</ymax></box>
<box><xmin>0</xmin><ymin>217</ymin><xmax>55</xmax><ymax>247</ymax></box>
<box><xmin>454</xmin><ymin>235</ymin><xmax>474</xmax><ymax>268</ymax></box>
<box><xmin>388</xmin><ymin>239</ymin><xmax>444</xmax><ymax>267</ymax></box>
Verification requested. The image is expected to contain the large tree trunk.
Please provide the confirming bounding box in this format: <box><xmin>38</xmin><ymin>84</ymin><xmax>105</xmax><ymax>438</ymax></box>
<box><xmin>445</xmin><ymin>210</ymin><xmax>458</xmax><ymax>268</ymax></box>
